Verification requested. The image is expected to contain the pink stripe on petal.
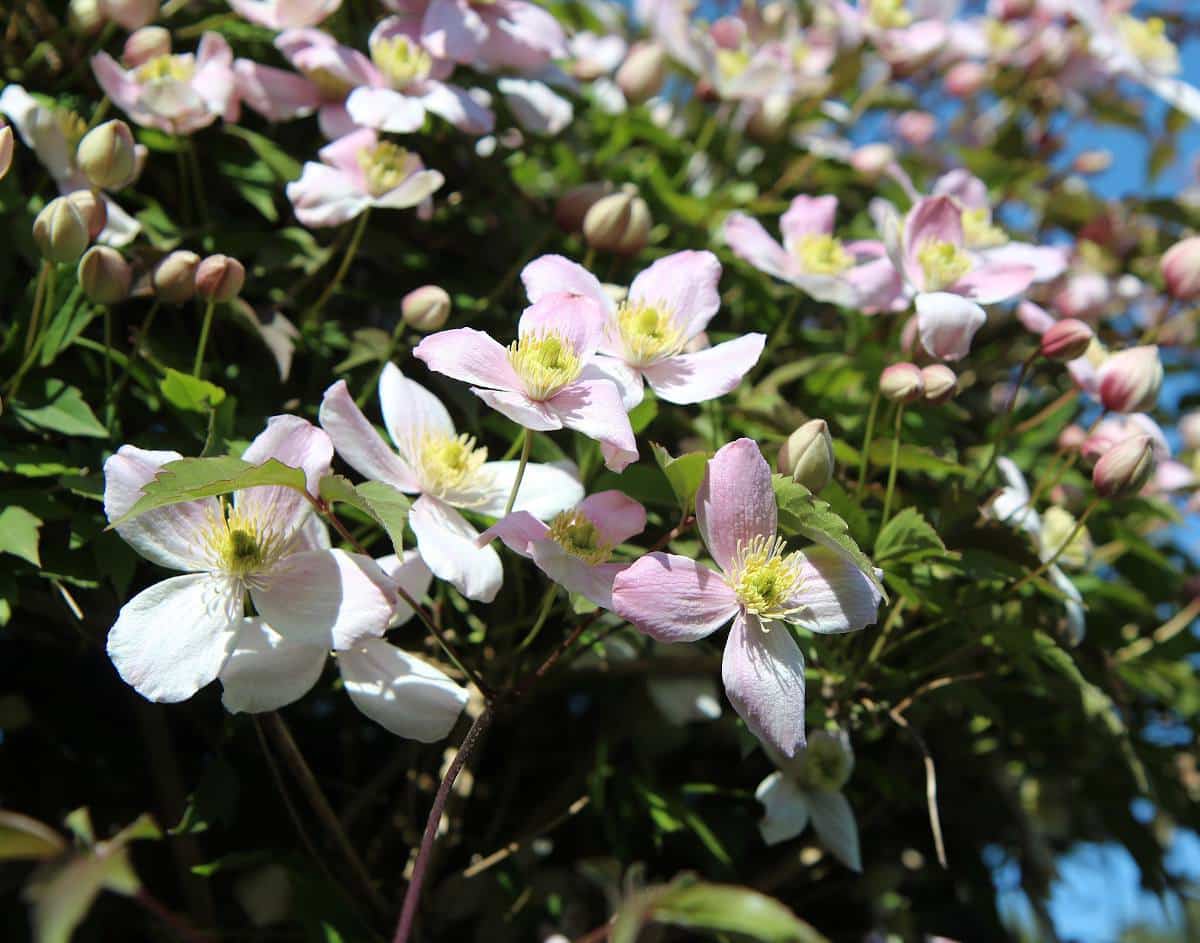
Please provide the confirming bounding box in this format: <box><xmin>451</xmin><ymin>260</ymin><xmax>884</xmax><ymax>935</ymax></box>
<box><xmin>579</xmin><ymin>490</ymin><xmax>646</xmax><ymax>547</ymax></box>
<box><xmin>640</xmin><ymin>333</ymin><xmax>765</xmax><ymax>405</ymax></box>
<box><xmin>696</xmin><ymin>438</ymin><xmax>776</xmax><ymax>572</ymax></box>
<box><xmin>722</xmin><ymin>613</ymin><xmax>806</xmax><ymax>757</ymax></box>
<box><xmin>611</xmin><ymin>552</ymin><xmax>739</xmax><ymax>642</ymax></box>
<box><xmin>546</xmin><ymin>380</ymin><xmax>637</xmax><ymax>471</ymax></box>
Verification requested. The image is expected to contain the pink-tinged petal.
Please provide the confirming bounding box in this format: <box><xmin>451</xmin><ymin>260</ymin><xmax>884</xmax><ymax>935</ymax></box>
<box><xmin>277</xmin><ymin>27</ymin><xmax>338</xmax><ymax>60</ymax></box>
<box><xmin>932</xmin><ymin>168</ymin><xmax>988</xmax><ymax>210</ymax></box>
<box><xmin>476</xmin><ymin>512</ymin><xmax>548</xmax><ymax>557</ymax></box>
<box><xmin>287</xmin><ymin>162</ymin><xmax>370</xmax><ymax>228</ymax></box>
<box><xmin>237</xmin><ymin>415</ymin><xmax>333</xmax><ymax>533</ymax></box>
<box><xmin>318</xmin><ymin>126</ymin><xmax>376</xmax><ymax>176</ymax></box>
<box><xmin>579</xmin><ymin>490</ymin><xmax>646</xmax><ymax>546</ymax></box>
<box><xmin>295</xmin><ymin>512</ymin><xmax>333</xmax><ymax>552</ymax></box>
<box><xmin>91</xmin><ymin>54</ymin><xmax>145</xmax><ymax>121</ymax></box>
<box><xmin>521</xmin><ymin>254</ymin><xmax>611</xmax><ymax>310</ymax></box>
<box><xmin>339</xmin><ymin>638</ymin><xmax>470</xmax><ymax>741</ymax></box>
<box><xmin>410</xmin><ymin>494</ymin><xmax>503</xmax><ymax>601</ymax></box>
<box><xmin>96</xmin><ymin>194</ymin><xmax>142</xmax><ymax>249</ymax></box>
<box><xmin>780</xmin><ymin>195</ymin><xmax>838</xmax><ymax>251</ymax></box>
<box><xmin>233</xmin><ymin>60</ymin><xmax>321</xmax><ymax>122</ymax></box>
<box><xmin>477</xmin><ymin>0</ymin><xmax>568</xmax><ymax>71</ymax></box>
<box><xmin>755</xmin><ymin>771</ymin><xmax>810</xmax><ymax>845</ymax></box>
<box><xmin>193</xmin><ymin>34</ymin><xmax>238</xmax><ymax>120</ymax></box>
<box><xmin>629</xmin><ymin>250</ymin><xmax>722</xmax><ymax>340</ymax></box>
<box><xmin>230</xmin><ymin>0</ymin><xmax>342</xmax><ymax>29</ymax></box>
<box><xmin>374</xmin><ymin>168</ymin><xmax>444</xmax><ymax>212</ymax></box>
<box><xmin>518</xmin><ymin>293</ymin><xmax>608</xmax><ymax>361</ymax></box>
<box><xmin>375</xmin><ymin>549</ymin><xmax>434</xmax><ymax>627</ymax></box>
<box><xmin>722</xmin><ymin>613</ymin><xmax>806</xmax><ymax>757</ymax></box>
<box><xmin>545</xmin><ymin>380</ymin><xmax>638</xmax><ymax>472</ymax></box>
<box><xmin>904</xmin><ymin>195</ymin><xmax>964</xmax><ymax>287</ymax></box>
<box><xmin>142</xmin><ymin>80</ymin><xmax>213</xmax><ymax>133</ymax></box>
<box><xmin>252</xmin><ymin>548</ymin><xmax>398</xmax><ymax>650</ymax></box>
<box><xmin>1016</xmin><ymin>300</ymin><xmax>1056</xmax><ymax>335</ymax></box>
<box><xmin>219</xmin><ymin>618</ymin><xmax>328</xmax><ymax>714</ymax></box>
<box><xmin>103</xmin><ymin>446</ymin><xmax>219</xmax><ymax>572</ymax></box>
<box><xmin>417</xmin><ymin>82</ymin><xmax>494</xmax><ymax>135</ymax></box>
<box><xmin>843</xmin><ymin>256</ymin><xmax>907</xmax><ymax>314</ymax></box>
<box><xmin>915</xmin><ymin>291</ymin><xmax>987</xmax><ymax>362</ymax></box>
<box><xmin>318</xmin><ymin>379</ymin><xmax>421</xmax><ymax>492</ymax></box>
<box><xmin>641</xmin><ymin>333</ymin><xmax>765</xmax><ymax>405</ymax></box>
<box><xmin>951</xmin><ymin>262</ymin><xmax>1035</xmax><ymax>305</ymax></box>
<box><xmin>318</xmin><ymin>103</ymin><xmax>357</xmax><ymax>140</ymax></box>
<box><xmin>108</xmin><ymin>573</ymin><xmax>241</xmax><ymax>703</ymax></box>
<box><xmin>787</xmin><ymin>547</ymin><xmax>882</xmax><ymax>634</ymax></box>
<box><xmin>346</xmin><ymin>86</ymin><xmax>427</xmax><ymax>133</ymax></box>
<box><xmin>422</xmin><ymin>0</ymin><xmax>487</xmax><ymax>61</ymax></box>
<box><xmin>724</xmin><ymin>213</ymin><xmax>794</xmax><ymax>282</ymax></box>
<box><xmin>472</xmin><ymin>388</ymin><xmax>562</xmax><ymax>431</ymax></box>
<box><xmin>612</xmin><ymin>552</ymin><xmax>739</xmax><ymax>642</ymax></box>
<box><xmin>378</xmin><ymin>362</ymin><xmax>455</xmax><ymax>463</ymax></box>
<box><xmin>581</xmin><ymin>358</ymin><xmax>644</xmax><ymax>410</ymax></box>
<box><xmin>982</xmin><ymin>242</ymin><xmax>1068</xmax><ymax>283</ymax></box>
<box><xmin>497</xmin><ymin>78</ymin><xmax>573</xmax><ymax>135</ymax></box>
<box><xmin>473</xmin><ymin>460</ymin><xmax>583</xmax><ymax>519</ymax></box>
<box><xmin>413</xmin><ymin>327</ymin><xmax>522</xmax><ymax>392</ymax></box>
<box><xmin>1153</xmin><ymin>459</ymin><xmax>1196</xmax><ymax>493</ymax></box>
<box><xmin>696</xmin><ymin>437</ymin><xmax>776</xmax><ymax>572</ymax></box>
<box><xmin>531</xmin><ymin>543</ymin><xmax>626</xmax><ymax>610</ymax></box>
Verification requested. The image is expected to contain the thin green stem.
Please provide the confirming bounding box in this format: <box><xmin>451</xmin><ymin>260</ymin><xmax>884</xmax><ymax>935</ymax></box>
<box><xmin>517</xmin><ymin>584</ymin><xmax>559</xmax><ymax>653</ymax></box>
<box><xmin>504</xmin><ymin>429</ymin><xmax>534</xmax><ymax>516</ymax></box>
<box><xmin>102</xmin><ymin>305</ymin><xmax>115</xmax><ymax>428</ymax></box>
<box><xmin>1010</xmin><ymin>499</ymin><xmax>1099</xmax><ymax>593</ymax></box>
<box><xmin>856</xmin><ymin>389</ymin><xmax>882</xmax><ymax>497</ymax></box>
<box><xmin>7</xmin><ymin>261</ymin><xmax>54</xmax><ymax>399</ymax></box>
<box><xmin>305</xmin><ymin>208</ymin><xmax>370</xmax><ymax>324</ymax></box>
<box><xmin>192</xmin><ymin>299</ymin><xmax>216</xmax><ymax>377</ymax></box>
<box><xmin>879</xmin><ymin>403</ymin><xmax>905</xmax><ymax>533</ymax></box>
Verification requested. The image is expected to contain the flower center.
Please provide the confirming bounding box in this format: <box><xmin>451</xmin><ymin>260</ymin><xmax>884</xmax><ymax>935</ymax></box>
<box><xmin>356</xmin><ymin>141</ymin><xmax>418</xmax><ymax>197</ymax></box>
<box><xmin>304</xmin><ymin>66</ymin><xmax>354</xmax><ymax>99</ymax></box>
<box><xmin>799</xmin><ymin>734</ymin><xmax>851</xmax><ymax>791</ymax></box>
<box><xmin>796</xmin><ymin>234</ymin><xmax>854</xmax><ymax>276</ymax></box>
<box><xmin>984</xmin><ymin>20</ymin><xmax>1020</xmax><ymax>55</ymax></box>
<box><xmin>716</xmin><ymin>48</ymin><xmax>750</xmax><ymax>80</ymax></box>
<box><xmin>728</xmin><ymin>535</ymin><xmax>805</xmax><ymax>620</ymax></box>
<box><xmin>547</xmin><ymin>510</ymin><xmax>612</xmax><ymax>565</ymax></box>
<box><xmin>201</xmin><ymin>501</ymin><xmax>294</xmax><ymax>585</ymax></box>
<box><xmin>135</xmin><ymin>54</ymin><xmax>196</xmax><ymax>84</ymax></box>
<box><xmin>917</xmin><ymin>239</ymin><xmax>972</xmax><ymax>291</ymax></box>
<box><xmin>1118</xmin><ymin>16</ymin><xmax>1178</xmax><ymax>73</ymax></box>
<box><xmin>868</xmin><ymin>0</ymin><xmax>912</xmax><ymax>30</ymax></box>
<box><xmin>508</xmin><ymin>332</ymin><xmax>582</xmax><ymax>400</ymax></box>
<box><xmin>371</xmin><ymin>35</ymin><xmax>433</xmax><ymax>89</ymax></box>
<box><xmin>416</xmin><ymin>431</ymin><xmax>488</xmax><ymax>499</ymax></box>
<box><xmin>616</xmin><ymin>301</ymin><xmax>686</xmax><ymax>366</ymax></box>
<box><xmin>961</xmin><ymin>208</ymin><xmax>1007</xmax><ymax>249</ymax></box>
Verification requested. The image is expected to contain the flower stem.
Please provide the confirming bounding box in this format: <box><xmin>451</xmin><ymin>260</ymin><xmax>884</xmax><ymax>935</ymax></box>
<box><xmin>102</xmin><ymin>304</ymin><xmax>115</xmax><ymax>429</ymax></box>
<box><xmin>504</xmin><ymin>429</ymin><xmax>534</xmax><ymax>516</ymax></box>
<box><xmin>112</xmin><ymin>301</ymin><xmax>161</xmax><ymax>403</ymax></box>
<box><xmin>879</xmin><ymin>403</ymin><xmax>906</xmax><ymax>532</ymax></box>
<box><xmin>856</xmin><ymin>389</ymin><xmax>881</xmax><ymax>498</ymax></box>
<box><xmin>516</xmin><ymin>583</ymin><xmax>558</xmax><ymax>652</ymax></box>
<box><xmin>306</xmin><ymin>208</ymin><xmax>370</xmax><ymax>324</ymax></box>
<box><xmin>24</xmin><ymin>260</ymin><xmax>51</xmax><ymax>357</ymax></box>
<box><xmin>192</xmin><ymin>299</ymin><xmax>216</xmax><ymax>378</ymax></box>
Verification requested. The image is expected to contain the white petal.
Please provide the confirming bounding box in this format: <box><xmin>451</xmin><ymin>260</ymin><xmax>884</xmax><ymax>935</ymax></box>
<box><xmin>755</xmin><ymin>771</ymin><xmax>811</xmax><ymax>846</ymax></box>
<box><xmin>339</xmin><ymin>639</ymin><xmax>469</xmax><ymax>741</ymax></box>
<box><xmin>722</xmin><ymin>613</ymin><xmax>807</xmax><ymax>758</ymax></box>
<box><xmin>378</xmin><ymin>363</ymin><xmax>455</xmax><ymax>466</ymax></box>
<box><xmin>807</xmin><ymin>790</ymin><xmax>862</xmax><ymax>872</ymax></box>
<box><xmin>788</xmin><ymin>547</ymin><xmax>883</xmax><ymax>635</ymax></box>
<box><xmin>472</xmin><ymin>460</ymin><xmax>584</xmax><ymax>519</ymax></box>
<box><xmin>375</xmin><ymin>549</ymin><xmax>434</xmax><ymax>627</ymax></box>
<box><xmin>219</xmin><ymin>618</ymin><xmax>328</xmax><ymax>713</ymax></box>
<box><xmin>237</xmin><ymin>415</ymin><xmax>333</xmax><ymax>534</ymax></box>
<box><xmin>409</xmin><ymin>494</ymin><xmax>503</xmax><ymax>602</ymax></box>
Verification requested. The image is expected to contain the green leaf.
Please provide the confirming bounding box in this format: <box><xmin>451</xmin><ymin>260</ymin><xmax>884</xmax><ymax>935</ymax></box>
<box><xmin>13</xmin><ymin>380</ymin><xmax>108</xmax><ymax>438</ymax></box>
<box><xmin>160</xmin><ymin>368</ymin><xmax>227</xmax><ymax>413</ymax></box>
<box><xmin>110</xmin><ymin>457</ymin><xmax>308</xmax><ymax>528</ymax></box>
<box><xmin>874</xmin><ymin>507</ymin><xmax>955</xmax><ymax>565</ymax></box>
<box><xmin>651</xmin><ymin>443</ymin><xmax>708</xmax><ymax>515</ymax></box>
<box><xmin>225</xmin><ymin>125</ymin><xmax>302</xmax><ymax>182</ymax></box>
<box><xmin>318</xmin><ymin>475</ymin><xmax>411</xmax><ymax>554</ymax></box>
<box><xmin>629</xmin><ymin>395</ymin><xmax>658</xmax><ymax>434</ymax></box>
<box><xmin>0</xmin><ymin>811</ymin><xmax>66</xmax><ymax>861</ymax></box>
<box><xmin>0</xmin><ymin>507</ymin><xmax>42</xmax><ymax>566</ymax></box>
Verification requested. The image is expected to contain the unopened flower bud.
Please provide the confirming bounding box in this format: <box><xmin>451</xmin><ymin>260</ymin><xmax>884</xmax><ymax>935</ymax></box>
<box><xmin>554</xmin><ymin>181</ymin><xmax>611</xmax><ymax>233</ymax></box>
<box><xmin>402</xmin><ymin>284</ymin><xmax>451</xmax><ymax>332</ymax></box>
<box><xmin>583</xmin><ymin>184</ymin><xmax>651</xmax><ymax>255</ymax></box>
<box><xmin>1097</xmin><ymin>345</ymin><xmax>1162</xmax><ymax>413</ymax></box>
<box><xmin>1072</xmin><ymin>150</ymin><xmax>1112</xmax><ymax>175</ymax></box>
<box><xmin>153</xmin><ymin>250</ymin><xmax>200</xmax><ymax>304</ymax></box>
<box><xmin>195</xmin><ymin>254</ymin><xmax>245</xmax><ymax>302</ymax></box>
<box><xmin>944</xmin><ymin>61</ymin><xmax>987</xmax><ymax>98</ymax></box>
<box><xmin>65</xmin><ymin>188</ymin><xmax>107</xmax><ymax>240</ymax></box>
<box><xmin>123</xmin><ymin>25</ymin><xmax>171</xmax><ymax>67</ymax></box>
<box><xmin>920</xmin><ymin>364</ymin><xmax>957</xmax><ymax>404</ymax></box>
<box><xmin>1180</xmin><ymin>411</ymin><xmax>1200</xmax><ymax>451</ymax></box>
<box><xmin>850</xmin><ymin>143</ymin><xmax>894</xmax><ymax>178</ymax></box>
<box><xmin>76</xmin><ymin>120</ymin><xmax>137</xmax><ymax>190</ymax></box>
<box><xmin>1040</xmin><ymin>318</ymin><xmax>1094</xmax><ymax>362</ymax></box>
<box><xmin>1079</xmin><ymin>435</ymin><xmax>1109</xmax><ymax>466</ymax></box>
<box><xmin>879</xmin><ymin>362</ymin><xmax>924</xmax><ymax>403</ymax></box>
<box><xmin>896</xmin><ymin>110</ymin><xmax>936</xmax><ymax>146</ymax></box>
<box><xmin>616</xmin><ymin>41</ymin><xmax>666</xmax><ymax>104</ymax></box>
<box><xmin>33</xmin><ymin>197</ymin><xmax>89</xmax><ymax>264</ymax></box>
<box><xmin>100</xmin><ymin>0</ymin><xmax>157</xmax><ymax>31</ymax></box>
<box><xmin>777</xmin><ymin>419</ymin><xmax>834</xmax><ymax>492</ymax></box>
<box><xmin>0</xmin><ymin>125</ymin><xmax>12</xmax><ymax>181</ymax></box>
<box><xmin>1161</xmin><ymin>236</ymin><xmax>1200</xmax><ymax>301</ymax></box>
<box><xmin>68</xmin><ymin>0</ymin><xmax>105</xmax><ymax>34</ymax></box>
<box><xmin>1058</xmin><ymin>424</ymin><xmax>1087</xmax><ymax>451</ymax></box>
<box><xmin>78</xmin><ymin>246</ymin><xmax>131</xmax><ymax>304</ymax></box>
<box><xmin>1093</xmin><ymin>434</ymin><xmax>1155</xmax><ymax>498</ymax></box>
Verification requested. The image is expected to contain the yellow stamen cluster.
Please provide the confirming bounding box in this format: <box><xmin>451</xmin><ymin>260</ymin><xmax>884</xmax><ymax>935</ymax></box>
<box><xmin>716</xmin><ymin>48</ymin><xmax>750</xmax><ymax>81</ymax></box>
<box><xmin>135</xmin><ymin>54</ymin><xmax>196</xmax><ymax>84</ymax></box>
<box><xmin>305</xmin><ymin>66</ymin><xmax>354</xmax><ymax>99</ymax></box>
<box><xmin>796</xmin><ymin>234</ymin><xmax>854</xmax><ymax>276</ymax></box>
<box><xmin>372</xmin><ymin>35</ymin><xmax>434</xmax><ymax>89</ymax></box>
<box><xmin>201</xmin><ymin>502</ymin><xmax>293</xmax><ymax>585</ymax></box>
<box><xmin>508</xmin><ymin>332</ymin><xmax>581</xmax><ymax>400</ymax></box>
<box><xmin>961</xmin><ymin>208</ymin><xmax>1007</xmax><ymax>249</ymax></box>
<box><xmin>615</xmin><ymin>301</ymin><xmax>686</xmax><ymax>366</ymax></box>
<box><xmin>1118</xmin><ymin>16</ymin><xmax>1178</xmax><ymax>73</ymax></box>
<box><xmin>416</xmin><ymin>431</ymin><xmax>488</xmax><ymax>499</ymax></box>
<box><xmin>547</xmin><ymin>510</ymin><xmax>612</xmax><ymax>565</ymax></box>
<box><xmin>984</xmin><ymin>20</ymin><xmax>1020</xmax><ymax>56</ymax></box>
<box><xmin>728</xmin><ymin>535</ymin><xmax>806</xmax><ymax>620</ymax></box>
<box><xmin>917</xmin><ymin>239</ymin><xmax>972</xmax><ymax>291</ymax></box>
<box><xmin>356</xmin><ymin>141</ymin><xmax>418</xmax><ymax>197</ymax></box>
<box><xmin>868</xmin><ymin>0</ymin><xmax>912</xmax><ymax>30</ymax></box>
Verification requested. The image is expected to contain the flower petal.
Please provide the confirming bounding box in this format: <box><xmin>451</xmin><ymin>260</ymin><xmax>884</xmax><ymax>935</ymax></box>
<box><xmin>319</xmin><ymin>379</ymin><xmax>421</xmax><ymax>491</ymax></box>
<box><xmin>286</xmin><ymin>161</ymin><xmax>369</xmax><ymax>228</ymax></box>
<box><xmin>531</xmin><ymin>544</ymin><xmax>626</xmax><ymax>610</ymax></box>
<box><xmin>951</xmin><ymin>262</ymin><xmax>1035</xmax><ymax>305</ymax></box>
<box><xmin>517</xmin><ymin>293</ymin><xmax>608</xmax><ymax>362</ymax></box>
<box><xmin>612</xmin><ymin>552</ymin><xmax>739</xmax><ymax>642</ymax></box>
<box><xmin>476</xmin><ymin>512</ymin><xmax>548</xmax><ymax>557</ymax></box>
<box><xmin>219</xmin><ymin>618</ymin><xmax>328</xmax><ymax>713</ymax></box>
<box><xmin>345</xmin><ymin>86</ymin><xmax>428</xmax><ymax>133</ymax></box>
<box><xmin>521</xmin><ymin>254</ymin><xmax>611</xmax><ymax>310</ymax></box>
<box><xmin>413</xmin><ymin>327</ymin><xmax>522</xmax><ymax>391</ymax></box>
<box><xmin>755</xmin><ymin>771</ymin><xmax>811</xmax><ymax>846</ymax></box>
<box><xmin>696</xmin><ymin>437</ymin><xmax>776</xmax><ymax>572</ymax></box>
<box><xmin>417</xmin><ymin>82</ymin><xmax>494</xmax><ymax>135</ymax></box>
<box><xmin>807</xmin><ymin>789</ymin><xmax>862</xmax><ymax>871</ymax></box>
<box><xmin>472</xmin><ymin>387</ymin><xmax>563</xmax><ymax>431</ymax></box>
<box><xmin>904</xmin><ymin>195</ymin><xmax>964</xmax><ymax>287</ymax></box>
<box><xmin>546</xmin><ymin>380</ymin><xmax>638</xmax><ymax>472</ymax></box>
<box><xmin>724</xmin><ymin>214</ymin><xmax>794</xmax><ymax>282</ymax></box>
<box><xmin>780</xmin><ymin>194</ymin><xmax>838</xmax><ymax>250</ymax></box>
<box><xmin>722</xmin><ymin>613</ymin><xmax>806</xmax><ymax>757</ymax></box>
<box><xmin>629</xmin><ymin>250</ymin><xmax>722</xmax><ymax>340</ymax></box>
<box><xmin>640</xmin><ymin>333</ymin><xmax>765</xmax><ymax>405</ymax></box>
<box><xmin>375</xmin><ymin>549</ymin><xmax>434</xmax><ymax>627</ymax></box>
<box><xmin>579</xmin><ymin>490</ymin><xmax>647</xmax><ymax>546</ymax></box>
<box><xmin>581</xmin><ymin>358</ymin><xmax>644</xmax><ymax>410</ymax></box>
<box><xmin>788</xmin><ymin>547</ymin><xmax>883</xmax><ymax>634</ymax></box>
<box><xmin>473</xmin><ymin>460</ymin><xmax>584</xmax><ymax>519</ymax></box>
<box><xmin>233</xmin><ymin>60</ymin><xmax>321</xmax><ymax>122</ymax></box>
<box><xmin>915</xmin><ymin>291</ymin><xmax>987</xmax><ymax>362</ymax></box>
<box><xmin>378</xmin><ymin>362</ymin><xmax>455</xmax><ymax>464</ymax></box>
<box><xmin>237</xmin><ymin>414</ymin><xmax>333</xmax><ymax>533</ymax></box>
<box><xmin>409</xmin><ymin>494</ymin><xmax>503</xmax><ymax>602</ymax></box>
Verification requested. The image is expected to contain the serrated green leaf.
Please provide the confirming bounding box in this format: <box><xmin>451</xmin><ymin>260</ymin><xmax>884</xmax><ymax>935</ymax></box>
<box><xmin>160</xmin><ymin>368</ymin><xmax>227</xmax><ymax>413</ymax></box>
<box><xmin>0</xmin><ymin>507</ymin><xmax>43</xmax><ymax>566</ymax></box>
<box><xmin>651</xmin><ymin>443</ymin><xmax>708</xmax><ymax>515</ymax></box>
<box><xmin>319</xmin><ymin>475</ymin><xmax>411</xmax><ymax>554</ymax></box>
<box><xmin>13</xmin><ymin>380</ymin><xmax>108</xmax><ymax>438</ymax></box>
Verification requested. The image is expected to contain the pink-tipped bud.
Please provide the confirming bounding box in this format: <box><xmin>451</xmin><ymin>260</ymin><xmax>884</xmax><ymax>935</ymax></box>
<box><xmin>616</xmin><ymin>41</ymin><xmax>666</xmax><ymax>104</ymax></box>
<box><xmin>1161</xmin><ymin>236</ymin><xmax>1200</xmax><ymax>301</ymax></box>
<box><xmin>195</xmin><ymin>254</ymin><xmax>245</xmax><ymax>302</ymax></box>
<box><xmin>123</xmin><ymin>25</ymin><xmax>171</xmax><ymax>67</ymax></box>
<box><xmin>896</xmin><ymin>111</ymin><xmax>936</xmax><ymax>147</ymax></box>
<box><xmin>1093</xmin><ymin>435</ymin><xmax>1156</xmax><ymax>498</ymax></box>
<box><xmin>78</xmin><ymin>246</ymin><xmax>131</xmax><ymax>304</ymax></box>
<box><xmin>777</xmin><ymin>419</ymin><xmax>834</xmax><ymax>493</ymax></box>
<box><xmin>1058</xmin><ymin>424</ymin><xmax>1088</xmax><ymax>452</ymax></box>
<box><xmin>920</xmin><ymin>364</ymin><xmax>958</xmax><ymax>404</ymax></box>
<box><xmin>100</xmin><ymin>0</ymin><xmax>157</xmax><ymax>31</ymax></box>
<box><xmin>0</xmin><ymin>125</ymin><xmax>12</xmax><ymax>182</ymax></box>
<box><xmin>402</xmin><ymin>284</ymin><xmax>452</xmax><ymax>332</ymax></box>
<box><xmin>554</xmin><ymin>181</ymin><xmax>612</xmax><ymax>233</ymax></box>
<box><xmin>76</xmin><ymin>119</ymin><xmax>137</xmax><ymax>190</ymax></box>
<box><xmin>33</xmin><ymin>197</ymin><xmax>89</xmax><ymax>264</ymax></box>
<box><xmin>64</xmin><ymin>188</ymin><xmax>107</xmax><ymax>240</ymax></box>
<box><xmin>1040</xmin><ymin>319</ymin><xmax>1094</xmax><ymax>362</ymax></box>
<box><xmin>1097</xmin><ymin>345</ymin><xmax>1163</xmax><ymax>413</ymax></box>
<box><xmin>879</xmin><ymin>362</ymin><xmax>924</xmax><ymax>403</ymax></box>
<box><xmin>1079</xmin><ymin>435</ymin><xmax>1110</xmax><ymax>466</ymax></box>
<box><xmin>583</xmin><ymin>184</ymin><xmax>651</xmax><ymax>255</ymax></box>
<box><xmin>850</xmin><ymin>143</ymin><xmax>895</xmax><ymax>178</ymax></box>
<box><xmin>153</xmin><ymin>250</ymin><xmax>200</xmax><ymax>304</ymax></box>
<box><xmin>944</xmin><ymin>61</ymin><xmax>987</xmax><ymax>98</ymax></box>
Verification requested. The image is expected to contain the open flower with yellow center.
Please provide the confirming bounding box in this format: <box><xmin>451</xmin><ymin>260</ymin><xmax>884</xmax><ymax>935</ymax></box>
<box><xmin>613</xmin><ymin>439</ymin><xmax>883</xmax><ymax>757</ymax></box>
<box><xmin>103</xmin><ymin>417</ymin><xmax>401</xmax><ymax>704</ymax></box>
<box><xmin>414</xmin><ymin>293</ymin><xmax>639</xmax><ymax>472</ymax></box>
<box><xmin>866</xmin><ymin>0</ymin><xmax>912</xmax><ymax>30</ymax></box>
<box><xmin>1117</xmin><ymin>16</ymin><xmax>1178</xmax><ymax>74</ymax></box>
<box><xmin>320</xmin><ymin>364</ymin><xmax>584</xmax><ymax>603</ymax></box>
<box><xmin>519</xmin><ymin>250</ymin><xmax>766</xmax><ymax>409</ymax></box>
<box><xmin>404</xmin><ymin>0</ymin><xmax>566</xmax><ymax>73</ymax></box>
<box><xmin>479</xmin><ymin>491</ymin><xmax>646</xmax><ymax>610</ymax></box>
<box><xmin>92</xmin><ymin>32</ymin><xmax>237</xmax><ymax>135</ymax></box>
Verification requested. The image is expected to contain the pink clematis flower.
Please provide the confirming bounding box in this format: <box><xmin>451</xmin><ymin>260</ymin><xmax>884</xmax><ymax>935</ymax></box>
<box><xmin>520</xmin><ymin>251</ymin><xmax>766</xmax><ymax>409</ymax></box>
<box><xmin>725</xmin><ymin>195</ymin><xmax>903</xmax><ymax>311</ymax></box>
<box><xmin>319</xmin><ymin>364</ymin><xmax>584</xmax><ymax>602</ymax></box>
<box><xmin>103</xmin><ymin>416</ymin><xmax>400</xmax><ymax>704</ymax></box>
<box><xmin>611</xmin><ymin>439</ymin><xmax>882</xmax><ymax>756</ymax></box>
<box><xmin>92</xmin><ymin>32</ymin><xmax>238</xmax><ymax>135</ymax></box>
<box><xmin>228</xmin><ymin>0</ymin><xmax>342</xmax><ymax>29</ymax></box>
<box><xmin>219</xmin><ymin>550</ymin><xmax>471</xmax><ymax>741</ymax></box>
<box><xmin>413</xmin><ymin>294</ymin><xmax>639</xmax><ymax>472</ymax></box>
<box><xmin>286</xmin><ymin>127</ymin><xmax>443</xmax><ymax>228</ymax></box>
<box><xmin>478</xmin><ymin>491</ymin><xmax>646</xmax><ymax>609</ymax></box>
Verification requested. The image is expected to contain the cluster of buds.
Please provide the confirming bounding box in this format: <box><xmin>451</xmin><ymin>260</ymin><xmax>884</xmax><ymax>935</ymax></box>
<box><xmin>879</xmin><ymin>362</ymin><xmax>958</xmax><ymax>406</ymax></box>
<box><xmin>33</xmin><ymin>197</ymin><xmax>91</xmax><ymax>264</ymax></box>
<box><xmin>153</xmin><ymin>251</ymin><xmax>244</xmax><ymax>304</ymax></box>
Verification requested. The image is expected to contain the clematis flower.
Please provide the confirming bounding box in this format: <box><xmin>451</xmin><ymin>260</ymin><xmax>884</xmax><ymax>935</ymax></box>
<box><xmin>725</xmin><ymin>195</ymin><xmax>903</xmax><ymax>311</ymax></box>
<box><xmin>228</xmin><ymin>0</ymin><xmax>342</xmax><ymax>30</ymax></box>
<box><xmin>318</xmin><ymin>363</ymin><xmax>584</xmax><ymax>602</ymax></box>
<box><xmin>478</xmin><ymin>491</ymin><xmax>646</xmax><ymax>609</ymax></box>
<box><xmin>345</xmin><ymin>17</ymin><xmax>494</xmax><ymax>134</ymax></box>
<box><xmin>413</xmin><ymin>295</ymin><xmax>639</xmax><ymax>472</ymax></box>
<box><xmin>520</xmin><ymin>251</ymin><xmax>766</xmax><ymax>409</ymax></box>
<box><xmin>103</xmin><ymin>416</ymin><xmax>400</xmax><ymax>703</ymax></box>
<box><xmin>611</xmin><ymin>439</ymin><xmax>882</xmax><ymax>756</ymax></box>
<box><xmin>92</xmin><ymin>32</ymin><xmax>238</xmax><ymax>135</ymax></box>
<box><xmin>219</xmin><ymin>550</ymin><xmax>470</xmax><ymax>741</ymax></box>
<box><xmin>0</xmin><ymin>85</ymin><xmax>141</xmax><ymax>246</ymax></box>
<box><xmin>286</xmin><ymin>127</ymin><xmax>443</xmax><ymax>228</ymax></box>
<box><xmin>497</xmin><ymin>77</ymin><xmax>574</xmax><ymax>136</ymax></box>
